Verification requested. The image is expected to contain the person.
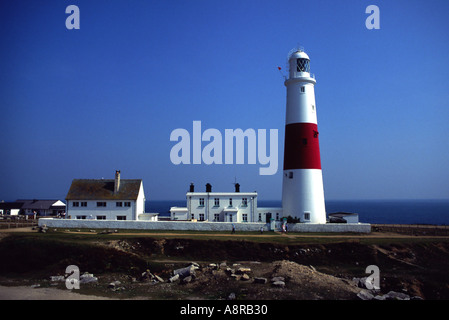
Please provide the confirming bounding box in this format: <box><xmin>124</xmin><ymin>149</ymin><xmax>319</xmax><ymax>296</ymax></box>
<box><xmin>260</xmin><ymin>226</ymin><xmax>264</xmax><ymax>234</ymax></box>
<box><xmin>231</xmin><ymin>224</ymin><xmax>235</xmax><ymax>234</ymax></box>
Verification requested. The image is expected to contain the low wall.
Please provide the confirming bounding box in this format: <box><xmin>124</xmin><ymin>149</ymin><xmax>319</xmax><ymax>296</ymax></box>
<box><xmin>38</xmin><ymin>218</ymin><xmax>371</xmax><ymax>233</ymax></box>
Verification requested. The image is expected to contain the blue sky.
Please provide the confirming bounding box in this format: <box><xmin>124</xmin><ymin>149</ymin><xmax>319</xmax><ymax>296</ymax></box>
<box><xmin>1</xmin><ymin>0</ymin><xmax>448</xmax><ymax>201</ymax></box>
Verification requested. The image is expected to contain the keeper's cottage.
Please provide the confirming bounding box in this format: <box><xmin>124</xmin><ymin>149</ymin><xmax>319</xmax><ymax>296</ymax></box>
<box><xmin>65</xmin><ymin>170</ymin><xmax>146</xmax><ymax>221</ymax></box>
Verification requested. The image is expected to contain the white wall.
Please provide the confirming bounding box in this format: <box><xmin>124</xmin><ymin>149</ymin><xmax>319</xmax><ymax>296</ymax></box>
<box><xmin>67</xmin><ymin>200</ymin><xmax>135</xmax><ymax>220</ymax></box>
<box><xmin>135</xmin><ymin>182</ymin><xmax>145</xmax><ymax>218</ymax></box>
<box><xmin>38</xmin><ymin>218</ymin><xmax>372</xmax><ymax>233</ymax></box>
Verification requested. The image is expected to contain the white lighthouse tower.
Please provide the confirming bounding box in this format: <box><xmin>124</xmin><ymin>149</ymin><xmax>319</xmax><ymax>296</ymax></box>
<box><xmin>281</xmin><ymin>48</ymin><xmax>327</xmax><ymax>224</ymax></box>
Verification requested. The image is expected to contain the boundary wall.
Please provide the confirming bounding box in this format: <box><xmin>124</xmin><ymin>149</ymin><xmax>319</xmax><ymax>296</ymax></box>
<box><xmin>38</xmin><ymin>218</ymin><xmax>371</xmax><ymax>233</ymax></box>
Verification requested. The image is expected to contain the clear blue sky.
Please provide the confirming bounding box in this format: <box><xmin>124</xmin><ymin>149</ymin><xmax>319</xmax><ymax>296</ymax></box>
<box><xmin>1</xmin><ymin>0</ymin><xmax>448</xmax><ymax>201</ymax></box>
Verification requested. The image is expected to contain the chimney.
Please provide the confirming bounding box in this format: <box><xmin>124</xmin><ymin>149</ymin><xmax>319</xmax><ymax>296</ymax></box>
<box><xmin>235</xmin><ymin>183</ymin><xmax>240</xmax><ymax>193</ymax></box>
<box><xmin>189</xmin><ymin>183</ymin><xmax>195</xmax><ymax>192</ymax></box>
<box><xmin>114</xmin><ymin>170</ymin><xmax>121</xmax><ymax>193</ymax></box>
<box><xmin>205</xmin><ymin>183</ymin><xmax>212</xmax><ymax>193</ymax></box>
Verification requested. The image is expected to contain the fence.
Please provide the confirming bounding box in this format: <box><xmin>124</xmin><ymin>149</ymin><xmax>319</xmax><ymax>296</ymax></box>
<box><xmin>0</xmin><ymin>215</ymin><xmax>39</xmax><ymax>229</ymax></box>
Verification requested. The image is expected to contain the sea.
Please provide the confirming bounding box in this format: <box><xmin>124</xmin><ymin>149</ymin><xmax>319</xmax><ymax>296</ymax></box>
<box><xmin>146</xmin><ymin>199</ymin><xmax>449</xmax><ymax>226</ymax></box>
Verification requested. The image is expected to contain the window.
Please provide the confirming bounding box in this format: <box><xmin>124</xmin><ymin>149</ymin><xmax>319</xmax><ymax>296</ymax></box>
<box><xmin>276</xmin><ymin>212</ymin><xmax>280</xmax><ymax>221</ymax></box>
<box><xmin>191</xmin><ymin>214</ymin><xmax>195</xmax><ymax>220</ymax></box>
<box><xmin>73</xmin><ymin>202</ymin><xmax>79</xmax><ymax>207</ymax></box>
<box><xmin>214</xmin><ymin>198</ymin><xmax>220</xmax><ymax>206</ymax></box>
<box><xmin>304</xmin><ymin>212</ymin><xmax>310</xmax><ymax>221</ymax></box>
<box><xmin>199</xmin><ymin>213</ymin><xmax>205</xmax><ymax>221</ymax></box>
<box><xmin>302</xmin><ymin>138</ymin><xmax>308</xmax><ymax>145</ymax></box>
<box><xmin>258</xmin><ymin>213</ymin><xmax>262</xmax><ymax>222</ymax></box>
<box><xmin>296</xmin><ymin>58</ymin><xmax>310</xmax><ymax>72</ymax></box>
<box><xmin>117</xmin><ymin>216</ymin><xmax>127</xmax><ymax>221</ymax></box>
<box><xmin>214</xmin><ymin>214</ymin><xmax>220</xmax><ymax>221</ymax></box>
<box><xmin>229</xmin><ymin>198</ymin><xmax>233</xmax><ymax>207</ymax></box>
<box><xmin>124</xmin><ymin>202</ymin><xmax>131</xmax><ymax>207</ymax></box>
<box><xmin>242</xmin><ymin>198</ymin><xmax>248</xmax><ymax>207</ymax></box>
<box><xmin>300</xmin><ymin>86</ymin><xmax>305</xmax><ymax>93</ymax></box>
<box><xmin>97</xmin><ymin>216</ymin><xmax>106</xmax><ymax>220</ymax></box>
<box><xmin>97</xmin><ymin>202</ymin><xmax>106</xmax><ymax>207</ymax></box>
<box><xmin>242</xmin><ymin>214</ymin><xmax>248</xmax><ymax>222</ymax></box>
<box><xmin>311</xmin><ymin>104</ymin><xmax>315</xmax><ymax>112</ymax></box>
<box><xmin>76</xmin><ymin>215</ymin><xmax>86</xmax><ymax>219</ymax></box>
<box><xmin>288</xmin><ymin>172</ymin><xmax>293</xmax><ymax>179</ymax></box>
<box><xmin>81</xmin><ymin>202</ymin><xmax>87</xmax><ymax>207</ymax></box>
<box><xmin>199</xmin><ymin>198</ymin><xmax>204</xmax><ymax>207</ymax></box>
<box><xmin>116</xmin><ymin>202</ymin><xmax>123</xmax><ymax>207</ymax></box>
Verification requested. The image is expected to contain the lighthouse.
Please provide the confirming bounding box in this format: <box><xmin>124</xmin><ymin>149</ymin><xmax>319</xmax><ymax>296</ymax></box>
<box><xmin>281</xmin><ymin>48</ymin><xmax>326</xmax><ymax>224</ymax></box>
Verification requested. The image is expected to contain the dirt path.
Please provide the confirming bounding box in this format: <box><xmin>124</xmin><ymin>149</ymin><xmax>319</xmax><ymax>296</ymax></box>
<box><xmin>0</xmin><ymin>285</ymin><xmax>118</xmax><ymax>300</ymax></box>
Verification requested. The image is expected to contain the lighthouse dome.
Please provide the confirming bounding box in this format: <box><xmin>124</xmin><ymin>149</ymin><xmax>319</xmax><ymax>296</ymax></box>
<box><xmin>287</xmin><ymin>48</ymin><xmax>312</xmax><ymax>79</ymax></box>
<box><xmin>288</xmin><ymin>50</ymin><xmax>310</xmax><ymax>61</ymax></box>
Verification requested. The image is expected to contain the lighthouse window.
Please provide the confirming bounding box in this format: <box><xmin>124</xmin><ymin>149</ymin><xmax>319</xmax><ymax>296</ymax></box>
<box><xmin>302</xmin><ymin>138</ymin><xmax>308</xmax><ymax>145</ymax></box>
<box><xmin>304</xmin><ymin>212</ymin><xmax>311</xmax><ymax>221</ymax></box>
<box><xmin>300</xmin><ymin>86</ymin><xmax>305</xmax><ymax>93</ymax></box>
<box><xmin>297</xmin><ymin>58</ymin><xmax>310</xmax><ymax>72</ymax></box>
<box><xmin>288</xmin><ymin>172</ymin><xmax>293</xmax><ymax>179</ymax></box>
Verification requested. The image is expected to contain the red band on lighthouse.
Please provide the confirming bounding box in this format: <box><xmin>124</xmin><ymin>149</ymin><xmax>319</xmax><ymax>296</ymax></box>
<box><xmin>283</xmin><ymin>123</ymin><xmax>322</xmax><ymax>170</ymax></box>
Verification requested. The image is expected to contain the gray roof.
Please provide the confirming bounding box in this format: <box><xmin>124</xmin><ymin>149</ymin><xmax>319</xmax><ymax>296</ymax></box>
<box><xmin>17</xmin><ymin>199</ymin><xmax>65</xmax><ymax>210</ymax></box>
<box><xmin>0</xmin><ymin>202</ymin><xmax>25</xmax><ymax>210</ymax></box>
<box><xmin>65</xmin><ymin>179</ymin><xmax>142</xmax><ymax>201</ymax></box>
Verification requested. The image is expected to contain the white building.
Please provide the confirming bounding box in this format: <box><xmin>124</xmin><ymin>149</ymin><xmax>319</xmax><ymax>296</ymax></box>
<box><xmin>170</xmin><ymin>183</ymin><xmax>283</xmax><ymax>223</ymax></box>
<box><xmin>65</xmin><ymin>170</ymin><xmax>146</xmax><ymax>221</ymax></box>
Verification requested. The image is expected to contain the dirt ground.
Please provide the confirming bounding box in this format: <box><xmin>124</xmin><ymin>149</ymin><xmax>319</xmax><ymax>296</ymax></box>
<box><xmin>0</xmin><ymin>285</ymin><xmax>119</xmax><ymax>300</ymax></box>
<box><xmin>1</xmin><ymin>227</ymin><xmax>449</xmax><ymax>300</ymax></box>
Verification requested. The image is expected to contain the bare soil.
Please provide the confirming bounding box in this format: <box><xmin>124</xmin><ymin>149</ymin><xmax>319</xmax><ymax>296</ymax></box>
<box><xmin>1</xmin><ymin>228</ymin><xmax>449</xmax><ymax>300</ymax></box>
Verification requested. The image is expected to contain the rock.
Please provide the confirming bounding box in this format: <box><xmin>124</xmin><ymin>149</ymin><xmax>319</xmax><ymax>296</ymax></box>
<box><xmin>272</xmin><ymin>281</ymin><xmax>285</xmax><ymax>287</ymax></box>
<box><xmin>357</xmin><ymin>289</ymin><xmax>374</xmax><ymax>300</ymax></box>
<box><xmin>174</xmin><ymin>264</ymin><xmax>197</xmax><ymax>278</ymax></box>
<box><xmin>237</xmin><ymin>267</ymin><xmax>251</xmax><ymax>274</ymax></box>
<box><xmin>30</xmin><ymin>284</ymin><xmax>41</xmax><ymax>288</ymax></box>
<box><xmin>271</xmin><ymin>276</ymin><xmax>285</xmax><ymax>283</ymax></box>
<box><xmin>182</xmin><ymin>276</ymin><xmax>193</xmax><ymax>283</ymax></box>
<box><xmin>230</xmin><ymin>274</ymin><xmax>241</xmax><ymax>280</ymax></box>
<box><xmin>254</xmin><ymin>277</ymin><xmax>268</xmax><ymax>284</ymax></box>
<box><xmin>241</xmin><ymin>274</ymin><xmax>250</xmax><ymax>281</ymax></box>
<box><xmin>141</xmin><ymin>270</ymin><xmax>155</xmax><ymax>281</ymax></box>
<box><xmin>169</xmin><ymin>274</ymin><xmax>180</xmax><ymax>283</ymax></box>
<box><xmin>384</xmin><ymin>291</ymin><xmax>410</xmax><ymax>300</ymax></box>
<box><xmin>50</xmin><ymin>276</ymin><xmax>65</xmax><ymax>282</ymax></box>
<box><xmin>154</xmin><ymin>275</ymin><xmax>164</xmax><ymax>283</ymax></box>
<box><xmin>309</xmin><ymin>265</ymin><xmax>316</xmax><ymax>272</ymax></box>
<box><xmin>80</xmin><ymin>273</ymin><xmax>98</xmax><ymax>284</ymax></box>
<box><xmin>228</xmin><ymin>292</ymin><xmax>236</xmax><ymax>300</ymax></box>
<box><xmin>108</xmin><ymin>281</ymin><xmax>121</xmax><ymax>289</ymax></box>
